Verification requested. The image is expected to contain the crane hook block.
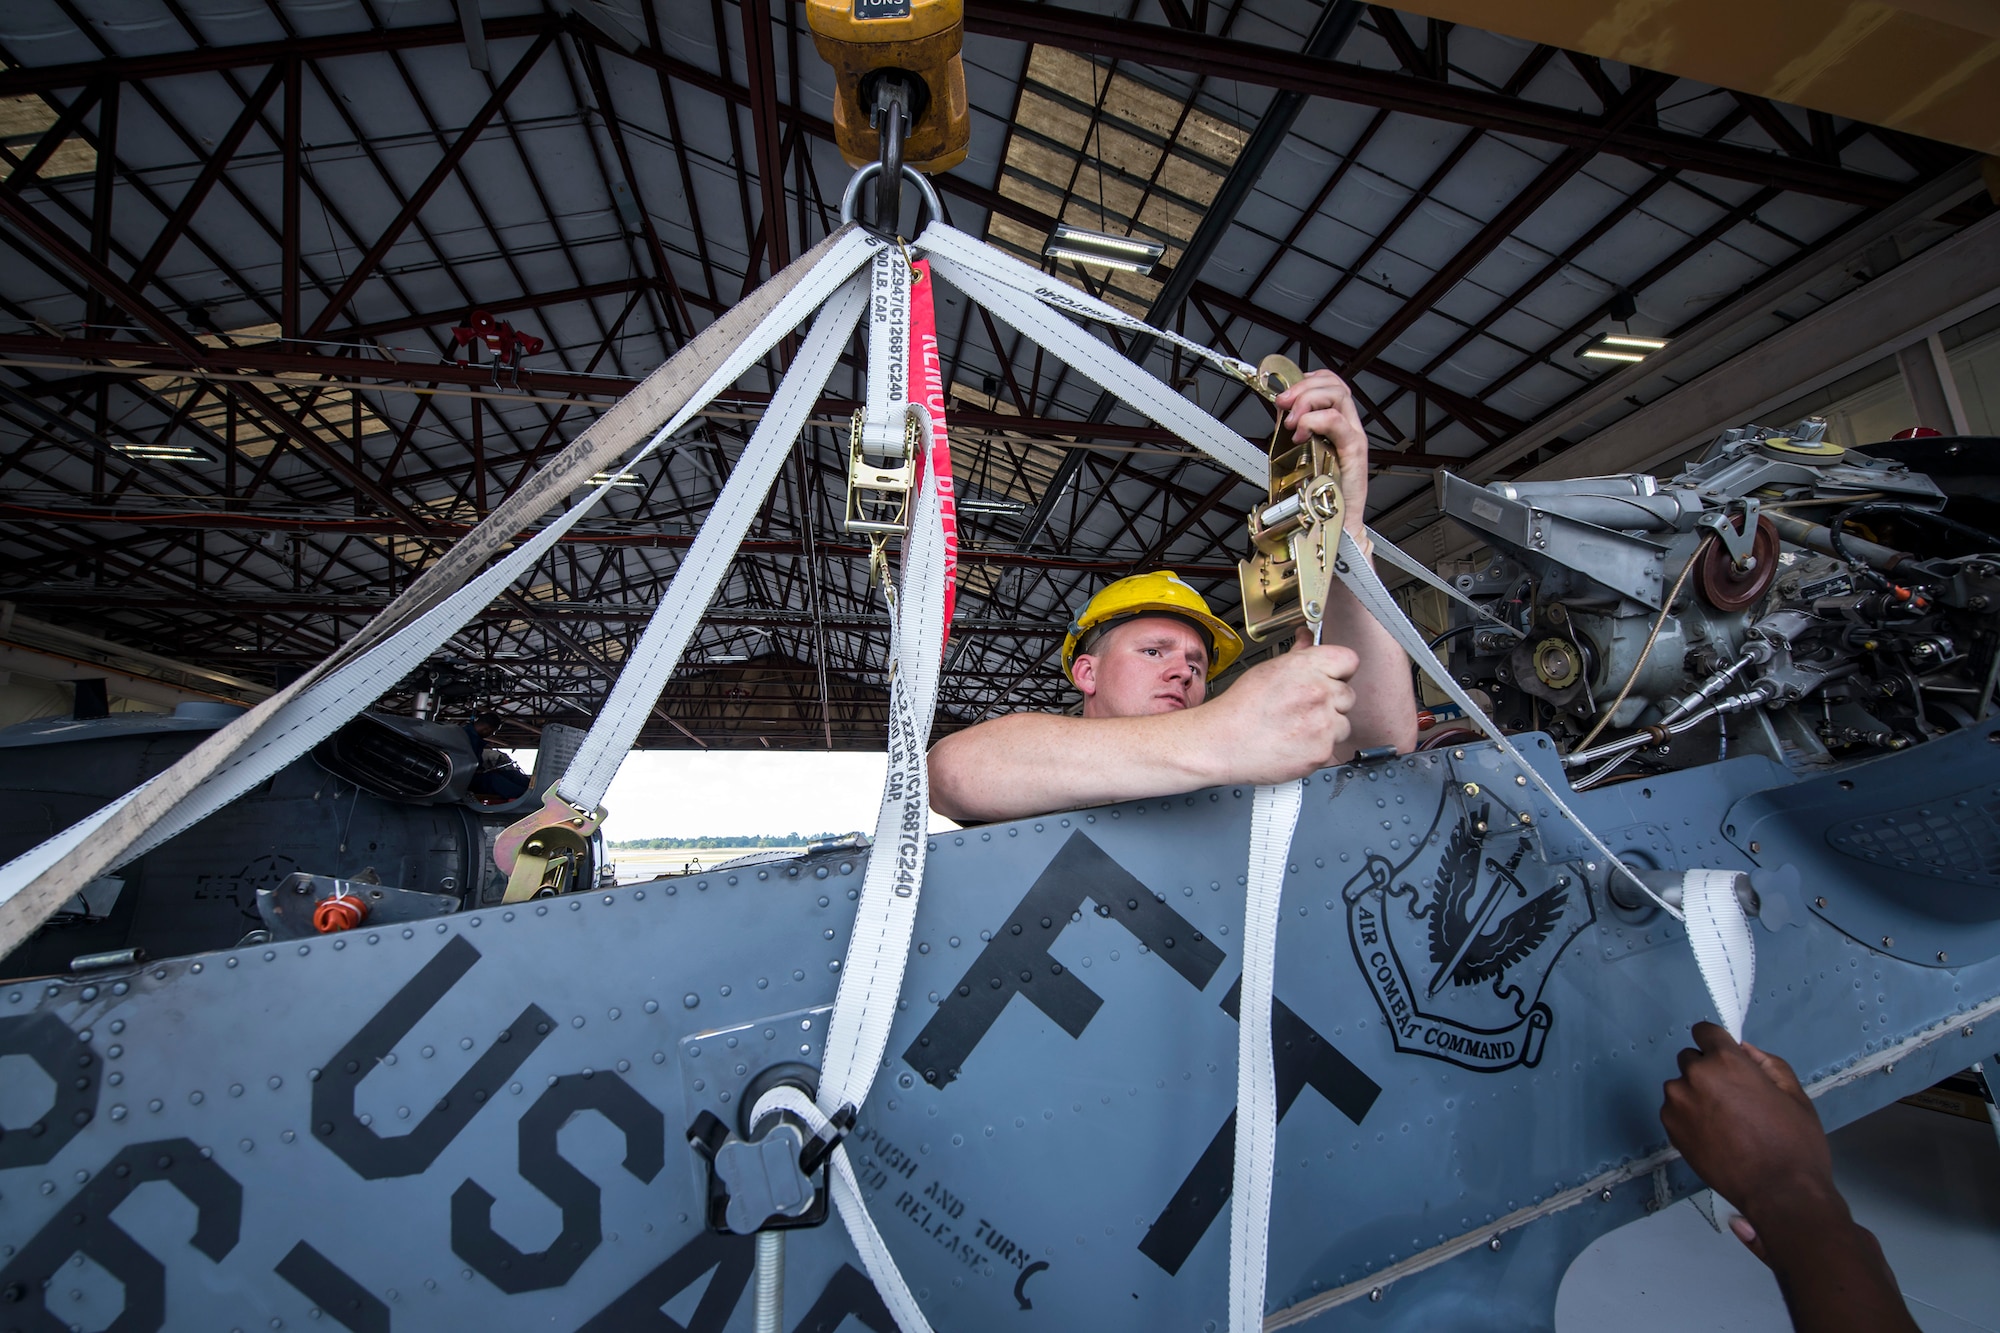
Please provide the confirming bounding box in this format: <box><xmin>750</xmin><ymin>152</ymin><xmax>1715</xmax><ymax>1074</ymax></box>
<box><xmin>806</xmin><ymin>0</ymin><xmax>970</xmax><ymax>174</ymax></box>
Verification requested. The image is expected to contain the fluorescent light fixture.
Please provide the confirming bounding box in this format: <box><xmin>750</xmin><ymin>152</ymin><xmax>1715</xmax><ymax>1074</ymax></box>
<box><xmin>1576</xmin><ymin>331</ymin><xmax>1669</xmax><ymax>365</ymax></box>
<box><xmin>114</xmin><ymin>440</ymin><xmax>212</xmax><ymax>462</ymax></box>
<box><xmin>955</xmin><ymin>498</ymin><xmax>1030</xmax><ymax>515</ymax></box>
<box><xmin>1044</xmin><ymin>224</ymin><xmax>1165</xmax><ymax>276</ymax></box>
<box><xmin>590</xmin><ymin>471</ymin><xmax>644</xmax><ymax>487</ymax></box>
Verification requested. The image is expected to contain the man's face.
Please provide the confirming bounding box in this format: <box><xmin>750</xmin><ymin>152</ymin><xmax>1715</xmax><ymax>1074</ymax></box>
<box><xmin>1073</xmin><ymin>616</ymin><xmax>1210</xmax><ymax>718</ymax></box>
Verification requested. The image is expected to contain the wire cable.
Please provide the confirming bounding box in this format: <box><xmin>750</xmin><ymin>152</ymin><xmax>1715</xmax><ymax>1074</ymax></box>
<box><xmin>1573</xmin><ymin>533</ymin><xmax>1714</xmax><ymax>754</ymax></box>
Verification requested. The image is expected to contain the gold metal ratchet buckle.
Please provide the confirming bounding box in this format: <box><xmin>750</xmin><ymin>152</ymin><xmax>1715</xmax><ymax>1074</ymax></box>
<box><xmin>1237</xmin><ymin>353</ymin><xmax>1343</xmax><ymax>644</ymax></box>
<box><xmin>844</xmin><ymin>409</ymin><xmax>925</xmax><ymax>587</ymax></box>
<box><xmin>493</xmin><ymin>786</ymin><xmax>606</xmax><ymax>904</ymax></box>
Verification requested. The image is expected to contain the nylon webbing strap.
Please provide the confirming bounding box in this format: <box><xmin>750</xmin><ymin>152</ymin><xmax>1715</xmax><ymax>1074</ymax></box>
<box><xmin>555</xmin><ymin>274</ymin><xmax>869</xmax><ymax>810</ymax></box>
<box><xmin>908</xmin><ymin>260</ymin><xmax>958</xmax><ymax>633</ymax></box>
<box><xmin>1363</xmin><ymin>531</ymin><xmax>1526</xmax><ymax>640</ymax></box>
<box><xmin>822</xmin><ymin>443</ymin><xmax>948</xmax><ymax>1114</ymax></box>
<box><xmin>0</xmin><ymin>225</ymin><xmax>882</xmax><ymax>956</ymax></box>
<box><xmin>917</xmin><ymin>223</ymin><xmax>1256</xmax><ymax>383</ymax></box>
<box><xmin>920</xmin><ymin>229</ymin><xmax>1267</xmax><ymax>484</ymax></box>
<box><xmin>750</xmin><ymin>1085</ymin><xmax>935</xmax><ymax>1333</ymax></box>
<box><xmin>809</xmin><ymin>438</ymin><xmax>948</xmax><ymax>1333</ymax></box>
<box><xmin>1232</xmin><ymin>779</ymin><xmax>1303</xmax><ymax>1333</ymax></box>
<box><xmin>866</xmin><ymin>247</ymin><xmax>911</xmax><ymax>435</ymax></box>
<box><xmin>1683</xmin><ymin>869</ymin><xmax>1755</xmax><ymax>1040</ymax></box>
<box><xmin>1325</xmin><ymin>530</ymin><xmax>1676</xmax><ymax>920</ymax></box>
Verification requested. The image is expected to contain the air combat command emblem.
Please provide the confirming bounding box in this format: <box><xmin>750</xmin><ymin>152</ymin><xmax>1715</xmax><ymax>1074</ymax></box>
<box><xmin>1343</xmin><ymin>787</ymin><xmax>1592</xmax><ymax>1072</ymax></box>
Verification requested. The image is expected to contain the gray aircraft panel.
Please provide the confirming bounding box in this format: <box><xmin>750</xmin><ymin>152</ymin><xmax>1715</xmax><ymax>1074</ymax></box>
<box><xmin>3</xmin><ymin>727</ymin><xmax>1998</xmax><ymax>1332</ymax></box>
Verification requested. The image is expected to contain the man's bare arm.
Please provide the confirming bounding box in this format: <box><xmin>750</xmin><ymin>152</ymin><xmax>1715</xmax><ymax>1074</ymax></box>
<box><xmin>1316</xmin><ymin>562</ymin><xmax>1419</xmax><ymax>757</ymax></box>
<box><xmin>1275</xmin><ymin>371</ymin><xmax>1419</xmax><ymax>759</ymax></box>
<box><xmin>929</xmin><ymin>644</ymin><xmax>1360</xmax><ymax>823</ymax></box>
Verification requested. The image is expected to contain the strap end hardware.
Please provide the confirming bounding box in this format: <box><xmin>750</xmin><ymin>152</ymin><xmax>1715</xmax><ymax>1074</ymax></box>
<box><xmin>688</xmin><ymin>1108</ymin><xmax>833</xmax><ymax>1237</ymax></box>
<box><xmin>492</xmin><ymin>786</ymin><xmax>605</xmax><ymax>904</ymax></box>
<box><xmin>844</xmin><ymin>409</ymin><xmax>919</xmax><ymax>538</ymax></box>
<box><xmin>1240</xmin><ymin>356</ymin><xmax>1343</xmax><ymax>644</ymax></box>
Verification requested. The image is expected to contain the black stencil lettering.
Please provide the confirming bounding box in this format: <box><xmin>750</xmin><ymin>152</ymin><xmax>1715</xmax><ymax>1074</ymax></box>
<box><xmin>312</xmin><ymin>935</ymin><xmax>552</xmax><ymax>1179</ymax></box>
<box><xmin>0</xmin><ymin>1012</ymin><xmax>98</xmax><ymax>1168</ymax></box>
<box><xmin>903</xmin><ymin>832</ymin><xmax>1224</xmax><ymax>1086</ymax></box>
<box><xmin>453</xmin><ymin>1073</ymin><xmax>665</xmax><ymax>1293</ymax></box>
<box><xmin>0</xmin><ymin>1138</ymin><xmax>241</xmax><ymax>1332</ymax></box>
<box><xmin>790</xmin><ymin>1263</ymin><xmax>897</xmax><ymax>1332</ymax></box>
<box><xmin>275</xmin><ymin>1241</ymin><xmax>390</xmax><ymax>1333</ymax></box>
<box><xmin>573</xmin><ymin>1230</ymin><xmax>753</xmax><ymax>1332</ymax></box>
<box><xmin>1139</xmin><ymin>979</ymin><xmax>1380</xmax><ymax>1275</ymax></box>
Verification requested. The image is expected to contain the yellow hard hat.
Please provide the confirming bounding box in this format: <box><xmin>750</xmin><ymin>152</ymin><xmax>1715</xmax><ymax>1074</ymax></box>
<box><xmin>1061</xmin><ymin>571</ymin><xmax>1244</xmax><ymax>683</ymax></box>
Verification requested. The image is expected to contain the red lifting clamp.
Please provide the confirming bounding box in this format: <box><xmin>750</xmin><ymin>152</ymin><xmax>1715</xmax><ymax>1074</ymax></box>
<box><xmin>312</xmin><ymin>892</ymin><xmax>367</xmax><ymax>934</ymax></box>
<box><xmin>452</xmin><ymin>309</ymin><xmax>545</xmax><ymax>383</ymax></box>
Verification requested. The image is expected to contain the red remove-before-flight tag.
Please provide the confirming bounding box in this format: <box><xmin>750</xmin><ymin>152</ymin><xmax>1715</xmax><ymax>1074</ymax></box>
<box><xmin>907</xmin><ymin>258</ymin><xmax>958</xmax><ymax>639</ymax></box>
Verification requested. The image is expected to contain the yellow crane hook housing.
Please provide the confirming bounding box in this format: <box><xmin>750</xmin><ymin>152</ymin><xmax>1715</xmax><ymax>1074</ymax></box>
<box><xmin>806</xmin><ymin>0</ymin><xmax>970</xmax><ymax>174</ymax></box>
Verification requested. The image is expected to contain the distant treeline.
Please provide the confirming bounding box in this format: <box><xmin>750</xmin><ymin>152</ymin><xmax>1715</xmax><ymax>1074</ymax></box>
<box><xmin>610</xmin><ymin>833</ymin><xmax>841</xmax><ymax>850</ymax></box>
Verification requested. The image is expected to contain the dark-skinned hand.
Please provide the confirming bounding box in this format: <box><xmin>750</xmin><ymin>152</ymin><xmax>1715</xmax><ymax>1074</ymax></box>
<box><xmin>1659</xmin><ymin>1022</ymin><xmax>1918</xmax><ymax>1333</ymax></box>
<box><xmin>1660</xmin><ymin>1020</ymin><xmax>1833</xmax><ymax>1254</ymax></box>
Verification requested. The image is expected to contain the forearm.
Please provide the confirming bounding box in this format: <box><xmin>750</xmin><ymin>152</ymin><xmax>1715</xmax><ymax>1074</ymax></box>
<box><xmin>928</xmin><ymin>712</ymin><xmax>1224</xmax><ymax>824</ymax></box>
<box><xmin>1317</xmin><ymin>554</ymin><xmax>1419</xmax><ymax>757</ymax></box>
<box><xmin>1758</xmin><ymin>1191</ymin><xmax>1918</xmax><ymax>1333</ymax></box>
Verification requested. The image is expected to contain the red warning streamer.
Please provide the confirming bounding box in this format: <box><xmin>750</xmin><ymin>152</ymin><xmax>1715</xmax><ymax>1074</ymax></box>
<box><xmin>907</xmin><ymin>259</ymin><xmax>958</xmax><ymax>638</ymax></box>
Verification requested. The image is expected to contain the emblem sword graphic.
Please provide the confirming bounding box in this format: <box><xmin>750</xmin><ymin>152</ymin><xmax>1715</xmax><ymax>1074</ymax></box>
<box><xmin>1422</xmin><ymin>804</ymin><xmax>1566</xmax><ymax>998</ymax></box>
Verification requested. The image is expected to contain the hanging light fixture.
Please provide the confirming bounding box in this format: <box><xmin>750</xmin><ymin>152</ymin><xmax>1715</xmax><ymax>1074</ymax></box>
<box><xmin>589</xmin><ymin>471</ymin><xmax>645</xmax><ymax>487</ymax></box>
<box><xmin>114</xmin><ymin>439</ymin><xmax>214</xmax><ymax>462</ymax></box>
<box><xmin>954</xmin><ymin>497</ymin><xmax>1030</xmax><ymax>516</ymax></box>
<box><xmin>1043</xmin><ymin>224</ymin><xmax>1165</xmax><ymax>275</ymax></box>
<box><xmin>1576</xmin><ymin>332</ymin><xmax>1669</xmax><ymax>364</ymax></box>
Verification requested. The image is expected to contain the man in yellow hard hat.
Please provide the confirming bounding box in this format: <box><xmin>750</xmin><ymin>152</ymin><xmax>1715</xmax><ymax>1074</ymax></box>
<box><xmin>930</xmin><ymin>370</ymin><xmax>1417</xmax><ymax>823</ymax></box>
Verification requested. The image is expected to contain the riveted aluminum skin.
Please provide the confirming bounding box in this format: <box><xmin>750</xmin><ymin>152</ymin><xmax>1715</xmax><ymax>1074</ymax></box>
<box><xmin>1</xmin><ymin>728</ymin><xmax>1997</xmax><ymax>1331</ymax></box>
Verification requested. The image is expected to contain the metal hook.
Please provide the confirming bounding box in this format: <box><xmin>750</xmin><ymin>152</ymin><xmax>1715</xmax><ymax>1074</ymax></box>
<box><xmin>839</xmin><ymin>161</ymin><xmax>943</xmax><ymax>241</ymax></box>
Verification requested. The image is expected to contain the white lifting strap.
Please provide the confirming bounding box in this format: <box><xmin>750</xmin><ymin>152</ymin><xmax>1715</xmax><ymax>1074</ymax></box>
<box><xmin>919</xmin><ymin>221</ymin><xmax>1683</xmax><ymax>1333</ymax></box>
<box><xmin>0</xmin><ymin>226</ymin><xmax>882</xmax><ymax>957</ymax></box>
<box><xmin>1682</xmin><ymin>868</ymin><xmax>1755</xmax><ymax>1041</ymax></box>
<box><xmin>1366</xmin><ymin>536</ymin><xmax>1525</xmax><ymax>640</ymax></box>
<box><xmin>1231</xmin><ymin>779</ymin><xmax>1302</xmax><ymax>1333</ymax></box>
<box><xmin>803</xmin><ymin>246</ymin><xmax>949</xmax><ymax>1333</ymax></box>
<box><xmin>551</xmin><ymin>272</ymin><xmax>870</xmax><ymax>812</ymax></box>
<box><xmin>803</xmin><ymin>442</ymin><xmax>948</xmax><ymax>1333</ymax></box>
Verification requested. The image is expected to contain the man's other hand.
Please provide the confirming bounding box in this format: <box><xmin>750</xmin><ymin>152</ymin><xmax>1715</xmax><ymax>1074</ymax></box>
<box><xmin>1192</xmin><ymin>641</ymin><xmax>1359</xmax><ymax>785</ymax></box>
<box><xmin>1274</xmin><ymin>368</ymin><xmax>1370</xmax><ymax>543</ymax></box>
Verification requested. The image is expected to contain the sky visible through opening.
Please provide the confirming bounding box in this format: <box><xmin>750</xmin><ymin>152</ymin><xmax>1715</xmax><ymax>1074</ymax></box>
<box><xmin>509</xmin><ymin>749</ymin><xmax>960</xmax><ymax>843</ymax></box>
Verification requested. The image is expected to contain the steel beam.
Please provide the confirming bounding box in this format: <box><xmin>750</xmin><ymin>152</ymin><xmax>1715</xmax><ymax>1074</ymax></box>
<box><xmin>1389</xmin><ymin>204</ymin><xmax>2000</xmax><ymax>579</ymax></box>
<box><xmin>0</xmin><ymin>17</ymin><xmax>552</xmax><ymax>98</ymax></box>
<box><xmin>1517</xmin><ymin>210</ymin><xmax>2000</xmax><ymax>478</ymax></box>
<box><xmin>281</xmin><ymin>56</ymin><xmax>301</xmax><ymax>338</ymax></box>
<box><xmin>738</xmin><ymin>0</ymin><xmax>790</xmax><ymax>277</ymax></box>
<box><xmin>1018</xmin><ymin>1</ymin><xmax>1365</xmax><ymax>546</ymax></box>
<box><xmin>4</xmin><ymin>82</ymin><xmax>102</xmax><ymax>183</ymax></box>
<box><xmin>0</xmin><ymin>191</ymin><xmax>206</xmax><ymax>359</ymax></box>
<box><xmin>305</xmin><ymin>29</ymin><xmax>554</xmax><ymax>337</ymax></box>
<box><xmin>961</xmin><ymin>1</ymin><xmax>1912</xmax><ymax>206</ymax></box>
<box><xmin>0</xmin><ymin>6</ymin><xmax>1912</xmax><ymax>204</ymax></box>
<box><xmin>0</xmin><ymin>503</ymin><xmax>1239</xmax><ymax>576</ymax></box>
<box><xmin>130</xmin><ymin>62</ymin><xmax>286</xmax><ymax>292</ymax></box>
<box><xmin>1343</xmin><ymin>72</ymin><xmax>1672</xmax><ymax>378</ymax></box>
